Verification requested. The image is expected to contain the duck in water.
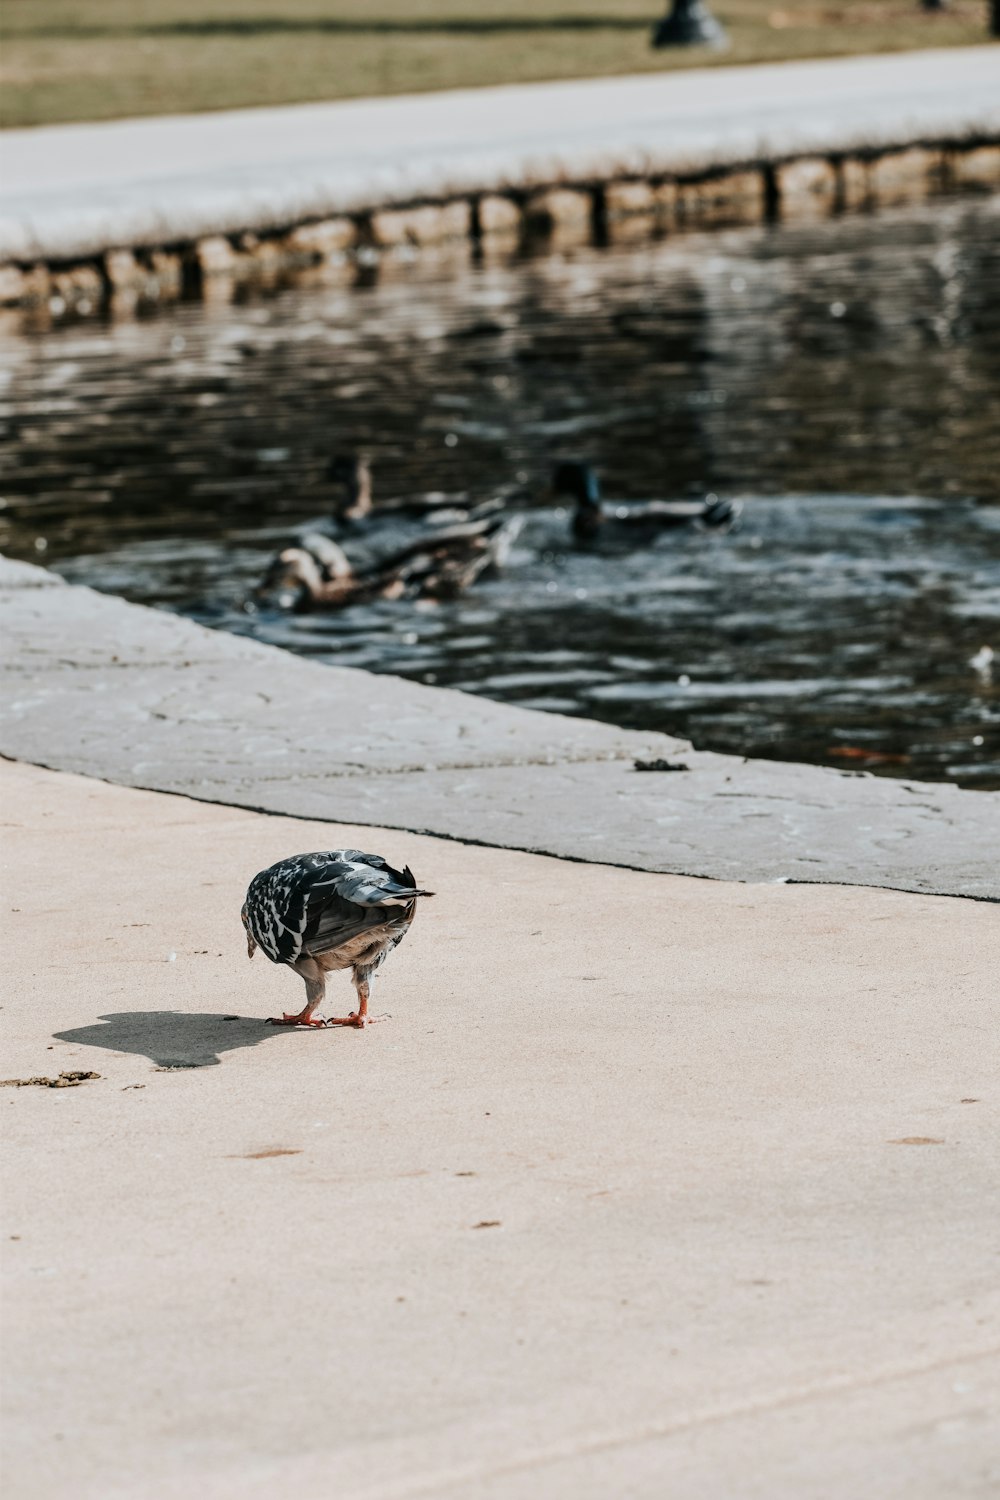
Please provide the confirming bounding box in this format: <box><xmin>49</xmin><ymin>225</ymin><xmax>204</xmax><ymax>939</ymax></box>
<box><xmin>328</xmin><ymin>453</ymin><xmax>499</xmax><ymax>533</ymax></box>
<box><xmin>256</xmin><ymin>510</ymin><xmax>520</xmax><ymax>612</ymax></box>
<box><xmin>551</xmin><ymin>461</ymin><xmax>741</xmax><ymax>544</ymax></box>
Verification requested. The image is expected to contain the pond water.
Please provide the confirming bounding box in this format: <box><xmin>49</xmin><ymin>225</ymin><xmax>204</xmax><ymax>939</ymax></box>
<box><xmin>1</xmin><ymin>195</ymin><xmax>998</xmax><ymax>787</ymax></box>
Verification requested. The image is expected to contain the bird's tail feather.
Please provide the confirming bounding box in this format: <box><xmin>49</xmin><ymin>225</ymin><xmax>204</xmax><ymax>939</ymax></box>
<box><xmin>351</xmin><ymin>868</ymin><xmax>435</xmax><ymax>905</ymax></box>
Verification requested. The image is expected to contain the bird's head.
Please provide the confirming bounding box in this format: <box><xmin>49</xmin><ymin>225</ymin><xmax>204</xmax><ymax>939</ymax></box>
<box><xmin>328</xmin><ymin>453</ymin><xmax>373</xmax><ymax>521</ymax></box>
<box><xmin>552</xmin><ymin>462</ymin><xmax>604</xmax><ymax>540</ymax></box>
<box><xmin>552</xmin><ymin>460</ymin><xmax>602</xmax><ymax>515</ymax></box>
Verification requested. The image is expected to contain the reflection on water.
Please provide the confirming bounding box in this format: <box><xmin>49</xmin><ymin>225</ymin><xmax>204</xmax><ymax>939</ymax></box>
<box><xmin>1</xmin><ymin>196</ymin><xmax>998</xmax><ymax>786</ymax></box>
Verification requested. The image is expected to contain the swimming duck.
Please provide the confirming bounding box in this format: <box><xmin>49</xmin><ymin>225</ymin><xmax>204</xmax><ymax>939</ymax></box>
<box><xmin>551</xmin><ymin>462</ymin><xmax>742</xmax><ymax>543</ymax></box>
<box><xmin>328</xmin><ymin>453</ymin><xmax>499</xmax><ymax>532</ymax></box>
<box><xmin>324</xmin><ymin>453</ymin><xmax>514</xmax><ymax>584</ymax></box>
<box><xmin>257</xmin><ymin>511</ymin><xmax>519</xmax><ymax>612</ymax></box>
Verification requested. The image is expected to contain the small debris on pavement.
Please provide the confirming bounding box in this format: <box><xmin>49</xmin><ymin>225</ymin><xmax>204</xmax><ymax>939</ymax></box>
<box><xmin>828</xmin><ymin>746</ymin><xmax>909</xmax><ymax>766</ymax></box>
<box><xmin>235</xmin><ymin>1149</ymin><xmax>302</xmax><ymax>1160</ymax></box>
<box><xmin>1</xmin><ymin>1071</ymin><xmax>100</xmax><ymax>1089</ymax></box>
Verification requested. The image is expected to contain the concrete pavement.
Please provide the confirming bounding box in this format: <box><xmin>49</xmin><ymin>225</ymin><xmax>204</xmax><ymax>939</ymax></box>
<box><xmin>2</xmin><ymin>557</ymin><xmax>998</xmax><ymax>899</ymax></box>
<box><xmin>2</xmin><ymin>48</ymin><xmax>999</xmax><ymax>261</ymax></box>
<box><xmin>2</xmin><ymin>757</ymin><xmax>998</xmax><ymax>1499</ymax></box>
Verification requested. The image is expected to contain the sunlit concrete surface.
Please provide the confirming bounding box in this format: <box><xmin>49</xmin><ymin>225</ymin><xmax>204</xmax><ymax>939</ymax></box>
<box><xmin>2</xmin><ymin>557</ymin><xmax>999</xmax><ymax>898</ymax></box>
<box><xmin>1</xmin><ymin>48</ymin><xmax>999</xmax><ymax>260</ymax></box>
<box><xmin>1</xmin><ymin>758</ymin><xmax>997</xmax><ymax>1500</ymax></box>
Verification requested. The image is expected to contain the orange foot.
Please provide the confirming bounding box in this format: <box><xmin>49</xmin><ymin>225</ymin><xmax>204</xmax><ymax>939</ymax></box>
<box><xmin>265</xmin><ymin>1012</ymin><xmax>330</xmax><ymax>1028</ymax></box>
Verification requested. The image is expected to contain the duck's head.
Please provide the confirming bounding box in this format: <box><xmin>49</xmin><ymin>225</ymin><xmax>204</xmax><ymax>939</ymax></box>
<box><xmin>255</xmin><ymin>546</ymin><xmax>326</xmax><ymax>611</ymax></box>
<box><xmin>552</xmin><ymin>461</ymin><xmax>603</xmax><ymax>538</ymax></box>
<box><xmin>551</xmin><ymin>461</ymin><xmax>601</xmax><ymax>504</ymax></box>
<box><xmin>328</xmin><ymin>453</ymin><xmax>373</xmax><ymax>522</ymax></box>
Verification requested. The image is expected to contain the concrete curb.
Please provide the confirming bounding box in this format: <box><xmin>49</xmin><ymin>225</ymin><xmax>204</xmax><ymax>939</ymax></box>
<box><xmin>2</xmin><ymin>48</ymin><xmax>998</xmax><ymax>318</ymax></box>
<box><xmin>3</xmin><ymin>556</ymin><xmax>998</xmax><ymax>899</ymax></box>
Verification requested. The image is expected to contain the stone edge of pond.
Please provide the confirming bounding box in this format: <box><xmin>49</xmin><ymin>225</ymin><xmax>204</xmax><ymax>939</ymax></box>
<box><xmin>1</xmin><ymin>49</ymin><xmax>999</xmax><ymax>322</ymax></box>
<box><xmin>2</xmin><ymin>555</ymin><xmax>998</xmax><ymax>901</ymax></box>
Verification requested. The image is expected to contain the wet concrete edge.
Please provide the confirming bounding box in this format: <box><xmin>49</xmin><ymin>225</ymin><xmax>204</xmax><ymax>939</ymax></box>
<box><xmin>2</xmin><ymin>556</ymin><xmax>998</xmax><ymax>900</ymax></box>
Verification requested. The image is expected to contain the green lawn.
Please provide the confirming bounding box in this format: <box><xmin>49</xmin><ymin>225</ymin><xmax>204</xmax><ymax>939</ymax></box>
<box><xmin>1</xmin><ymin>0</ymin><xmax>992</xmax><ymax>129</ymax></box>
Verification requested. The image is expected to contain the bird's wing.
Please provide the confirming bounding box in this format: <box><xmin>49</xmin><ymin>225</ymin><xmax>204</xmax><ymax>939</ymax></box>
<box><xmin>611</xmin><ymin>500</ymin><xmax>702</xmax><ymax>527</ymax></box>
<box><xmin>244</xmin><ymin>851</ymin><xmax>427</xmax><ymax>965</ymax></box>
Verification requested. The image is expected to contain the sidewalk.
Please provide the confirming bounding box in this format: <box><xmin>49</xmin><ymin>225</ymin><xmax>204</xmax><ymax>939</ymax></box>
<box><xmin>2</xmin><ymin>757</ymin><xmax>997</xmax><ymax>1500</ymax></box>
<box><xmin>2</xmin><ymin>47</ymin><xmax>999</xmax><ymax>261</ymax></box>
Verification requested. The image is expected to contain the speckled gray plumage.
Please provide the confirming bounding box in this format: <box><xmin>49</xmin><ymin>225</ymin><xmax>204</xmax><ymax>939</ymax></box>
<box><xmin>243</xmin><ymin>850</ymin><xmax>430</xmax><ymax>966</ymax></box>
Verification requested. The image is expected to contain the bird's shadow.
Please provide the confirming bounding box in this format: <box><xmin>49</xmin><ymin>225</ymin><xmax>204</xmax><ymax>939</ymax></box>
<box><xmin>53</xmin><ymin>1012</ymin><xmax>294</xmax><ymax>1070</ymax></box>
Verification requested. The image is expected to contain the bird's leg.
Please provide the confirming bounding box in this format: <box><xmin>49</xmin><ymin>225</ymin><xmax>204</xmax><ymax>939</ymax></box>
<box><xmin>266</xmin><ymin>960</ymin><xmax>329</xmax><ymax>1027</ymax></box>
<box><xmin>325</xmin><ymin>967</ymin><xmax>388</xmax><ymax>1029</ymax></box>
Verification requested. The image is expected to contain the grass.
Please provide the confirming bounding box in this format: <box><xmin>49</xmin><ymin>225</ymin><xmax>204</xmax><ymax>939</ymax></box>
<box><xmin>1</xmin><ymin>0</ymin><xmax>992</xmax><ymax>129</ymax></box>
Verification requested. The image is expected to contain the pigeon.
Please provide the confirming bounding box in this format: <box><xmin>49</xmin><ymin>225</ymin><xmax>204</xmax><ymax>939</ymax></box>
<box><xmin>242</xmin><ymin>851</ymin><xmax>433</xmax><ymax>1028</ymax></box>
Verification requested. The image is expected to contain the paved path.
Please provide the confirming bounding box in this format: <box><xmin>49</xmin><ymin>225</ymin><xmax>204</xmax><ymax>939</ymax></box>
<box><xmin>2</xmin><ymin>48</ymin><xmax>999</xmax><ymax>260</ymax></box>
<box><xmin>2</xmin><ymin>557</ymin><xmax>998</xmax><ymax>899</ymax></box>
<box><xmin>2</xmin><ymin>759</ymin><xmax>997</xmax><ymax>1500</ymax></box>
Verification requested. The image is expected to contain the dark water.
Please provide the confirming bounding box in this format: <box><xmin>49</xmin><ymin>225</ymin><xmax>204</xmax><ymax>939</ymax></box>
<box><xmin>1</xmin><ymin>196</ymin><xmax>998</xmax><ymax>786</ymax></box>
